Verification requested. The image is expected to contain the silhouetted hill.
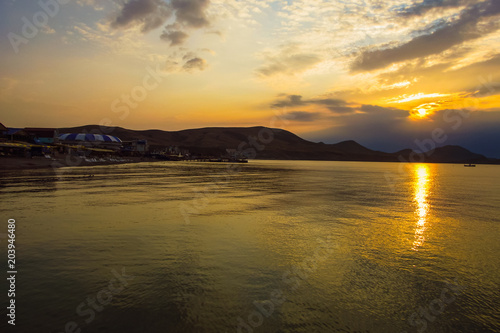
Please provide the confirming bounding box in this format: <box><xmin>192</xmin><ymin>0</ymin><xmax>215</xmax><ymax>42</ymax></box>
<box><xmin>329</xmin><ymin>140</ymin><xmax>385</xmax><ymax>155</ymax></box>
<box><xmin>396</xmin><ymin>145</ymin><xmax>491</xmax><ymax>163</ymax></box>
<box><xmin>425</xmin><ymin>145</ymin><xmax>486</xmax><ymax>163</ymax></box>
<box><xmin>58</xmin><ymin>125</ymin><xmax>496</xmax><ymax>163</ymax></box>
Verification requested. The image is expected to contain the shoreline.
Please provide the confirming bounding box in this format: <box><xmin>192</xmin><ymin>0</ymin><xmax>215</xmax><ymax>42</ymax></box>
<box><xmin>2</xmin><ymin>156</ymin><xmax>498</xmax><ymax>172</ymax></box>
<box><xmin>0</xmin><ymin>156</ymin><xmax>160</xmax><ymax>171</ymax></box>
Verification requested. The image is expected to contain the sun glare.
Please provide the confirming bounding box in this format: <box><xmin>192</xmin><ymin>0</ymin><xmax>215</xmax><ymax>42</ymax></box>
<box><xmin>418</xmin><ymin>109</ymin><xmax>427</xmax><ymax>116</ymax></box>
<box><xmin>410</xmin><ymin>102</ymin><xmax>440</xmax><ymax>119</ymax></box>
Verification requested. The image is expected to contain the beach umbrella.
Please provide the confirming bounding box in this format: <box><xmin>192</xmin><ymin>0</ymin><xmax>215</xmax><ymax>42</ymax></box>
<box><xmin>58</xmin><ymin>133</ymin><xmax>121</xmax><ymax>143</ymax></box>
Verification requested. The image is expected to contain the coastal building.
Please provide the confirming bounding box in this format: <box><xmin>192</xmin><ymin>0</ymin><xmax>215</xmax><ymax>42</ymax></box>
<box><xmin>0</xmin><ymin>124</ymin><xmax>36</xmax><ymax>157</ymax></box>
<box><xmin>121</xmin><ymin>139</ymin><xmax>149</xmax><ymax>155</ymax></box>
<box><xmin>58</xmin><ymin>133</ymin><xmax>122</xmax><ymax>151</ymax></box>
<box><xmin>0</xmin><ymin>123</ymin><xmax>9</xmax><ymax>143</ymax></box>
<box><xmin>5</xmin><ymin>128</ymin><xmax>30</xmax><ymax>142</ymax></box>
<box><xmin>25</xmin><ymin>128</ymin><xmax>58</xmax><ymax>144</ymax></box>
<box><xmin>0</xmin><ymin>122</ymin><xmax>7</xmax><ymax>134</ymax></box>
<box><xmin>225</xmin><ymin>149</ymin><xmax>247</xmax><ymax>162</ymax></box>
<box><xmin>166</xmin><ymin>146</ymin><xmax>189</xmax><ymax>156</ymax></box>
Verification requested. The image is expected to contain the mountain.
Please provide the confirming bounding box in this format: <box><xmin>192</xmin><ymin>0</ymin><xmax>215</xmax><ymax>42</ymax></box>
<box><xmin>58</xmin><ymin>125</ymin><xmax>497</xmax><ymax>164</ymax></box>
<box><xmin>424</xmin><ymin>145</ymin><xmax>486</xmax><ymax>163</ymax></box>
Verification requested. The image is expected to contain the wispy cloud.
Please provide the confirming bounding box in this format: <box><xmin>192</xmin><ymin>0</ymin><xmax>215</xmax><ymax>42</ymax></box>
<box><xmin>256</xmin><ymin>44</ymin><xmax>322</xmax><ymax>77</ymax></box>
<box><xmin>385</xmin><ymin>93</ymin><xmax>451</xmax><ymax>104</ymax></box>
<box><xmin>182</xmin><ymin>57</ymin><xmax>208</xmax><ymax>72</ymax></box>
<box><xmin>77</xmin><ymin>0</ymin><xmax>105</xmax><ymax>11</ymax></box>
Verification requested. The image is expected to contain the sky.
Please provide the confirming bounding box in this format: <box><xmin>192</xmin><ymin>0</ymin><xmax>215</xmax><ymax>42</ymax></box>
<box><xmin>0</xmin><ymin>0</ymin><xmax>499</xmax><ymax>157</ymax></box>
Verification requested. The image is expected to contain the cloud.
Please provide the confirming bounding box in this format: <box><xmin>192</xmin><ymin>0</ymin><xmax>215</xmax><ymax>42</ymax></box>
<box><xmin>165</xmin><ymin>0</ymin><xmax>213</xmax><ymax>47</ymax></box>
<box><xmin>77</xmin><ymin>0</ymin><xmax>104</xmax><ymax>11</ymax></box>
<box><xmin>271</xmin><ymin>94</ymin><xmax>306</xmax><ymax>107</ymax></box>
<box><xmin>160</xmin><ymin>29</ymin><xmax>189</xmax><ymax>46</ymax></box>
<box><xmin>257</xmin><ymin>44</ymin><xmax>322</xmax><ymax>77</ymax></box>
<box><xmin>161</xmin><ymin>49</ymin><xmax>210</xmax><ymax>73</ymax></box>
<box><xmin>271</xmin><ymin>94</ymin><xmax>356</xmax><ymax>114</ymax></box>
<box><xmin>111</xmin><ymin>0</ymin><xmax>172</xmax><ymax>33</ymax></box>
<box><xmin>41</xmin><ymin>25</ymin><xmax>55</xmax><ymax>35</ymax></box>
<box><xmin>171</xmin><ymin>0</ymin><xmax>210</xmax><ymax>28</ymax></box>
<box><xmin>359</xmin><ymin>104</ymin><xmax>403</xmax><ymax>114</ymax></box>
<box><xmin>111</xmin><ymin>0</ymin><xmax>213</xmax><ymax>47</ymax></box>
<box><xmin>374</xmin><ymin>51</ymin><xmax>500</xmax><ymax>99</ymax></box>
<box><xmin>352</xmin><ymin>0</ymin><xmax>500</xmax><ymax>72</ymax></box>
<box><xmin>284</xmin><ymin>111</ymin><xmax>322</xmax><ymax>122</ymax></box>
<box><xmin>182</xmin><ymin>57</ymin><xmax>208</xmax><ymax>72</ymax></box>
<box><xmin>395</xmin><ymin>0</ymin><xmax>463</xmax><ymax>17</ymax></box>
<box><xmin>66</xmin><ymin>22</ymin><xmax>150</xmax><ymax>59</ymax></box>
<box><xmin>314</xmin><ymin>98</ymin><xmax>354</xmax><ymax>113</ymax></box>
<box><xmin>327</xmin><ymin>106</ymin><xmax>356</xmax><ymax>114</ymax></box>
<box><xmin>257</xmin><ymin>54</ymin><xmax>322</xmax><ymax>77</ymax></box>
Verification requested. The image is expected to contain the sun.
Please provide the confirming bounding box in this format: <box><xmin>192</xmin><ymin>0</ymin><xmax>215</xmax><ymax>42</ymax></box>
<box><xmin>410</xmin><ymin>107</ymin><xmax>429</xmax><ymax>119</ymax></box>
<box><xmin>410</xmin><ymin>102</ymin><xmax>439</xmax><ymax>119</ymax></box>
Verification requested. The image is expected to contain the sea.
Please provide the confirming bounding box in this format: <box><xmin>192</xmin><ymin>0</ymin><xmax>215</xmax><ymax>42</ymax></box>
<box><xmin>0</xmin><ymin>160</ymin><xmax>499</xmax><ymax>333</ymax></box>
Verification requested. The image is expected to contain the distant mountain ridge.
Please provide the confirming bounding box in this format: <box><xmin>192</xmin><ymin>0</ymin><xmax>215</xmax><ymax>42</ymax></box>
<box><xmin>58</xmin><ymin>125</ymin><xmax>498</xmax><ymax>164</ymax></box>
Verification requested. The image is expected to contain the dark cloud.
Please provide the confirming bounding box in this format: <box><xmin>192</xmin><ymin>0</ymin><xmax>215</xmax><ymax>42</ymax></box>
<box><xmin>328</xmin><ymin>106</ymin><xmax>356</xmax><ymax>113</ymax></box>
<box><xmin>112</xmin><ymin>0</ymin><xmax>212</xmax><ymax>46</ymax></box>
<box><xmin>182</xmin><ymin>57</ymin><xmax>208</xmax><ymax>72</ymax></box>
<box><xmin>271</xmin><ymin>95</ymin><xmax>306</xmax><ymax>108</ymax></box>
<box><xmin>159</xmin><ymin>0</ymin><xmax>211</xmax><ymax>46</ymax></box>
<box><xmin>271</xmin><ymin>95</ymin><xmax>355</xmax><ymax>114</ymax></box>
<box><xmin>284</xmin><ymin>111</ymin><xmax>322</xmax><ymax>122</ymax></box>
<box><xmin>352</xmin><ymin>0</ymin><xmax>500</xmax><ymax>72</ymax></box>
<box><xmin>360</xmin><ymin>104</ymin><xmax>402</xmax><ymax>113</ymax></box>
<box><xmin>160</xmin><ymin>30</ymin><xmax>189</xmax><ymax>46</ymax></box>
<box><xmin>314</xmin><ymin>98</ymin><xmax>355</xmax><ymax>113</ymax></box>
<box><xmin>395</xmin><ymin>0</ymin><xmax>463</xmax><ymax>17</ymax></box>
<box><xmin>315</xmin><ymin>98</ymin><xmax>348</xmax><ymax>107</ymax></box>
<box><xmin>171</xmin><ymin>0</ymin><xmax>210</xmax><ymax>28</ymax></box>
<box><xmin>112</xmin><ymin>0</ymin><xmax>171</xmax><ymax>32</ymax></box>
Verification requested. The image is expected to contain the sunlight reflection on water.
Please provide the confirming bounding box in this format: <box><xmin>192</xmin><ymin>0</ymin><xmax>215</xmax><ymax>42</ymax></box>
<box><xmin>413</xmin><ymin>164</ymin><xmax>430</xmax><ymax>251</ymax></box>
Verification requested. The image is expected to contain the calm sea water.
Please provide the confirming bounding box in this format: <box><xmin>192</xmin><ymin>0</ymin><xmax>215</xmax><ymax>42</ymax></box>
<box><xmin>1</xmin><ymin>160</ymin><xmax>499</xmax><ymax>333</ymax></box>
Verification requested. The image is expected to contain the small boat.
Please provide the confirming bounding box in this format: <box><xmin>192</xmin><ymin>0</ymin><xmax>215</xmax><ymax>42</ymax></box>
<box><xmin>464</xmin><ymin>163</ymin><xmax>476</xmax><ymax>167</ymax></box>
